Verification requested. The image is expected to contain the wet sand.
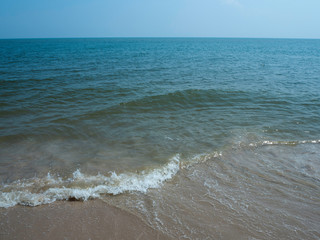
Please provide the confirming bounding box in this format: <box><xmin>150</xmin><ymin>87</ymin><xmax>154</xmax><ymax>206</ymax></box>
<box><xmin>0</xmin><ymin>200</ymin><xmax>172</xmax><ymax>240</ymax></box>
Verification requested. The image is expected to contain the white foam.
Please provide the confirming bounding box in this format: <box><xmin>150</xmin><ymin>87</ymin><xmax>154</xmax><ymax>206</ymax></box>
<box><xmin>261</xmin><ymin>139</ymin><xmax>320</xmax><ymax>146</ymax></box>
<box><xmin>0</xmin><ymin>155</ymin><xmax>180</xmax><ymax>208</ymax></box>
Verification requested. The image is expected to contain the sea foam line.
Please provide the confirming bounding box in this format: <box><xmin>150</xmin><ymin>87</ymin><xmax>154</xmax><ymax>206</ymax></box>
<box><xmin>247</xmin><ymin>139</ymin><xmax>320</xmax><ymax>147</ymax></box>
<box><xmin>0</xmin><ymin>155</ymin><xmax>180</xmax><ymax>208</ymax></box>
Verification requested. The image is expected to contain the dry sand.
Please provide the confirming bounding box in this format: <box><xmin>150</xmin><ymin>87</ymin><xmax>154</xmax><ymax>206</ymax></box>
<box><xmin>0</xmin><ymin>200</ymin><xmax>172</xmax><ymax>240</ymax></box>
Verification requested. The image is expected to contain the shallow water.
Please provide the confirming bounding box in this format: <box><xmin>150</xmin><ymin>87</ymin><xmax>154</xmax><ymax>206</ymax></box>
<box><xmin>108</xmin><ymin>141</ymin><xmax>320</xmax><ymax>239</ymax></box>
<box><xmin>0</xmin><ymin>38</ymin><xmax>319</xmax><ymax>238</ymax></box>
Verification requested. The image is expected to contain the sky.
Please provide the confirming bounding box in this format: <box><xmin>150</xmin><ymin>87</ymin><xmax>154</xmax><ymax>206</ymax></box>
<box><xmin>0</xmin><ymin>0</ymin><xmax>320</xmax><ymax>39</ymax></box>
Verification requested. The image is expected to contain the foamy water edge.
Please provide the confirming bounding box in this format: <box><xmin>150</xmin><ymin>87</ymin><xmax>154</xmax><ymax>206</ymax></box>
<box><xmin>0</xmin><ymin>155</ymin><xmax>180</xmax><ymax>208</ymax></box>
<box><xmin>1</xmin><ymin>139</ymin><xmax>319</xmax><ymax>208</ymax></box>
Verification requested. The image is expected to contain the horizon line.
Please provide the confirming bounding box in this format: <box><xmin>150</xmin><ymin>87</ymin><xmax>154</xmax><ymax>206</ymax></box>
<box><xmin>1</xmin><ymin>36</ymin><xmax>320</xmax><ymax>40</ymax></box>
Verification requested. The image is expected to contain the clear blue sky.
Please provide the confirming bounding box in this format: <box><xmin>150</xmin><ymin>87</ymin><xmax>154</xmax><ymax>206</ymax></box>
<box><xmin>1</xmin><ymin>0</ymin><xmax>320</xmax><ymax>39</ymax></box>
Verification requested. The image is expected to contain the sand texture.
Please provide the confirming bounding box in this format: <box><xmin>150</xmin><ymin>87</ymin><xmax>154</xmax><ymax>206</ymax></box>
<box><xmin>0</xmin><ymin>200</ymin><xmax>172</xmax><ymax>240</ymax></box>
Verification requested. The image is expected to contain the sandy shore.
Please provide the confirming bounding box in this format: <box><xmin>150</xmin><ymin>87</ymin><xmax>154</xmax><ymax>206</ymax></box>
<box><xmin>0</xmin><ymin>200</ymin><xmax>172</xmax><ymax>240</ymax></box>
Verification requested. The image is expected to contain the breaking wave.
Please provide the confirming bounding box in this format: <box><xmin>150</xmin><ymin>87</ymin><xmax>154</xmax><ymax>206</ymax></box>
<box><xmin>0</xmin><ymin>155</ymin><xmax>180</xmax><ymax>208</ymax></box>
<box><xmin>1</xmin><ymin>139</ymin><xmax>319</xmax><ymax>208</ymax></box>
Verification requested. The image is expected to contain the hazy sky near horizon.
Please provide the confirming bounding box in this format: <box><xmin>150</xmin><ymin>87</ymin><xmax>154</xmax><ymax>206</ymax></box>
<box><xmin>1</xmin><ymin>0</ymin><xmax>319</xmax><ymax>39</ymax></box>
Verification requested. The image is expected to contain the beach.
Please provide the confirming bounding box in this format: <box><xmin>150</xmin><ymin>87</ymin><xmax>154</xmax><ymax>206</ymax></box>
<box><xmin>0</xmin><ymin>38</ymin><xmax>319</xmax><ymax>239</ymax></box>
<box><xmin>0</xmin><ymin>200</ymin><xmax>172</xmax><ymax>240</ymax></box>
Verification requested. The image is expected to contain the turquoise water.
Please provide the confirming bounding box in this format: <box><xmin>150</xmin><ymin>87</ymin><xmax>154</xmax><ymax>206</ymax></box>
<box><xmin>0</xmin><ymin>38</ymin><xmax>320</xmax><ymax>238</ymax></box>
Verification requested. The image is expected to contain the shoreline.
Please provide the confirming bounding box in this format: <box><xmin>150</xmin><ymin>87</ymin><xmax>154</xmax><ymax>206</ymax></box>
<box><xmin>0</xmin><ymin>199</ymin><xmax>172</xmax><ymax>240</ymax></box>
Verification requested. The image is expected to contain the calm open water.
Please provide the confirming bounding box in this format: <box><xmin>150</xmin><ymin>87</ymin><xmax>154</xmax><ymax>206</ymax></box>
<box><xmin>0</xmin><ymin>38</ymin><xmax>320</xmax><ymax>239</ymax></box>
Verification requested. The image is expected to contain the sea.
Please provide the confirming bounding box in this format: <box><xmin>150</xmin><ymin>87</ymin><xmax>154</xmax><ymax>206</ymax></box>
<box><xmin>0</xmin><ymin>38</ymin><xmax>319</xmax><ymax>239</ymax></box>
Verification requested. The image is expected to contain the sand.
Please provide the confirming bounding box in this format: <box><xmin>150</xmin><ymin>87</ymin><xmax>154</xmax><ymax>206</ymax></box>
<box><xmin>0</xmin><ymin>200</ymin><xmax>172</xmax><ymax>240</ymax></box>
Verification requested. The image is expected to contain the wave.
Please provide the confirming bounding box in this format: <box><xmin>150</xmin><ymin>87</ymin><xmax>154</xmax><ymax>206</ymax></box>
<box><xmin>118</xmin><ymin>89</ymin><xmax>249</xmax><ymax>111</ymax></box>
<box><xmin>107</xmin><ymin>87</ymin><xmax>299</xmax><ymax>116</ymax></box>
<box><xmin>182</xmin><ymin>138</ymin><xmax>320</xmax><ymax>169</ymax></box>
<box><xmin>75</xmin><ymin>88</ymin><xmax>251</xmax><ymax>122</ymax></box>
<box><xmin>1</xmin><ymin>139</ymin><xmax>319</xmax><ymax>208</ymax></box>
<box><xmin>0</xmin><ymin>155</ymin><xmax>180</xmax><ymax>208</ymax></box>
<box><xmin>248</xmin><ymin>139</ymin><xmax>320</xmax><ymax>147</ymax></box>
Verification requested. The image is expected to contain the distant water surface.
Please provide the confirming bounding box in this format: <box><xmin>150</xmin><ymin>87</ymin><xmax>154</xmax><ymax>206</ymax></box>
<box><xmin>0</xmin><ymin>38</ymin><xmax>319</xmax><ymax>239</ymax></box>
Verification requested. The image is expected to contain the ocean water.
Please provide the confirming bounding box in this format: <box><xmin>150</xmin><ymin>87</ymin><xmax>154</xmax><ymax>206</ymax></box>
<box><xmin>0</xmin><ymin>38</ymin><xmax>320</xmax><ymax>239</ymax></box>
